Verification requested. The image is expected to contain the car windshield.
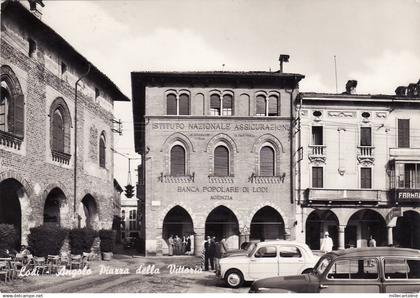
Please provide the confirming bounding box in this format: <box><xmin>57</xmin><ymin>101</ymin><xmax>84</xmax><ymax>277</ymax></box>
<box><xmin>314</xmin><ymin>255</ymin><xmax>332</xmax><ymax>275</ymax></box>
<box><xmin>245</xmin><ymin>242</ymin><xmax>257</xmax><ymax>252</ymax></box>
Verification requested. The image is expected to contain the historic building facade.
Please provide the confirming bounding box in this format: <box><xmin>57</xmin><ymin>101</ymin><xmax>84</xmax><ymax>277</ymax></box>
<box><xmin>0</xmin><ymin>1</ymin><xmax>129</xmax><ymax>245</ymax></box>
<box><xmin>296</xmin><ymin>80</ymin><xmax>420</xmax><ymax>251</ymax></box>
<box><xmin>132</xmin><ymin>71</ymin><xmax>304</xmax><ymax>255</ymax></box>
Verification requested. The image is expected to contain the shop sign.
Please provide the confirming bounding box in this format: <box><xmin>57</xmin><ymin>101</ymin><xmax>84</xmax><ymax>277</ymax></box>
<box><xmin>396</xmin><ymin>190</ymin><xmax>420</xmax><ymax>202</ymax></box>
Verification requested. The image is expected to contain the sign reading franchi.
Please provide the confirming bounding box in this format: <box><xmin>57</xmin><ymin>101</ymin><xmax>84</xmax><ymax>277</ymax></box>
<box><xmin>151</xmin><ymin>122</ymin><xmax>290</xmax><ymax>131</ymax></box>
<box><xmin>396</xmin><ymin>190</ymin><xmax>420</xmax><ymax>202</ymax></box>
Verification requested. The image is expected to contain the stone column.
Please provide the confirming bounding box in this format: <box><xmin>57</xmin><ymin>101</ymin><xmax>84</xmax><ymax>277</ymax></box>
<box><xmin>338</xmin><ymin>225</ymin><xmax>346</xmax><ymax>249</ymax></box>
<box><xmin>194</xmin><ymin>228</ymin><xmax>205</xmax><ymax>257</ymax></box>
<box><xmin>387</xmin><ymin>226</ymin><xmax>394</xmax><ymax>246</ymax></box>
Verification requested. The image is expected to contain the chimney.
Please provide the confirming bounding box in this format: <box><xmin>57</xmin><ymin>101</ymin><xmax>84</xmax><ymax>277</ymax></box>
<box><xmin>345</xmin><ymin>80</ymin><xmax>357</xmax><ymax>94</ymax></box>
<box><xmin>28</xmin><ymin>0</ymin><xmax>45</xmax><ymax>19</ymax></box>
<box><xmin>278</xmin><ymin>54</ymin><xmax>290</xmax><ymax>73</ymax></box>
<box><xmin>407</xmin><ymin>83</ymin><xmax>417</xmax><ymax>97</ymax></box>
<box><xmin>395</xmin><ymin>86</ymin><xmax>407</xmax><ymax>96</ymax></box>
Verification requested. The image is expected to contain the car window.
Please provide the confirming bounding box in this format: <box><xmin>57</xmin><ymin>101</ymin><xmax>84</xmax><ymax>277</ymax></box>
<box><xmin>327</xmin><ymin>258</ymin><xmax>378</xmax><ymax>280</ymax></box>
<box><xmin>279</xmin><ymin>246</ymin><xmax>302</xmax><ymax>258</ymax></box>
<box><xmin>384</xmin><ymin>259</ymin><xmax>420</xmax><ymax>279</ymax></box>
<box><xmin>315</xmin><ymin>256</ymin><xmax>331</xmax><ymax>275</ymax></box>
<box><xmin>254</xmin><ymin>246</ymin><xmax>277</xmax><ymax>258</ymax></box>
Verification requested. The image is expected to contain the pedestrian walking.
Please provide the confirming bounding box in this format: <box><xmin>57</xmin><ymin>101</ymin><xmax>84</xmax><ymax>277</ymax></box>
<box><xmin>204</xmin><ymin>236</ymin><xmax>211</xmax><ymax>271</ymax></box>
<box><xmin>209</xmin><ymin>236</ymin><xmax>216</xmax><ymax>271</ymax></box>
<box><xmin>320</xmin><ymin>231</ymin><xmax>333</xmax><ymax>253</ymax></box>
<box><xmin>168</xmin><ymin>235</ymin><xmax>174</xmax><ymax>256</ymax></box>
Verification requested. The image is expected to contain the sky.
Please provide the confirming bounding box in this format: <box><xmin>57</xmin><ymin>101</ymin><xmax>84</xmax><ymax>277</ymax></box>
<box><xmin>40</xmin><ymin>0</ymin><xmax>420</xmax><ymax>197</ymax></box>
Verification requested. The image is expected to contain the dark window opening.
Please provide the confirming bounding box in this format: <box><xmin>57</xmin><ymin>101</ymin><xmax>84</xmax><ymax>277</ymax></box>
<box><xmin>214</xmin><ymin>146</ymin><xmax>229</xmax><ymax>177</ymax></box>
<box><xmin>210</xmin><ymin>94</ymin><xmax>221</xmax><ymax>116</ymax></box>
<box><xmin>166</xmin><ymin>94</ymin><xmax>177</xmax><ymax>115</ymax></box>
<box><xmin>260</xmin><ymin>146</ymin><xmax>275</xmax><ymax>176</ymax></box>
<box><xmin>398</xmin><ymin>119</ymin><xmax>410</xmax><ymax>148</ymax></box>
<box><xmin>28</xmin><ymin>38</ymin><xmax>36</xmax><ymax>57</ymax></box>
<box><xmin>268</xmin><ymin>95</ymin><xmax>278</xmax><ymax>116</ymax></box>
<box><xmin>52</xmin><ymin>109</ymin><xmax>65</xmax><ymax>153</ymax></box>
<box><xmin>222</xmin><ymin>94</ymin><xmax>233</xmax><ymax>116</ymax></box>
<box><xmin>312</xmin><ymin>126</ymin><xmax>323</xmax><ymax>145</ymax></box>
<box><xmin>360</xmin><ymin>127</ymin><xmax>372</xmax><ymax>146</ymax></box>
<box><xmin>99</xmin><ymin>133</ymin><xmax>106</xmax><ymax>168</ymax></box>
<box><xmin>170</xmin><ymin>145</ymin><xmax>186</xmax><ymax>176</ymax></box>
<box><xmin>312</xmin><ymin>167</ymin><xmax>323</xmax><ymax>188</ymax></box>
<box><xmin>361</xmin><ymin>167</ymin><xmax>372</xmax><ymax>189</ymax></box>
<box><xmin>178</xmin><ymin>94</ymin><xmax>190</xmax><ymax>115</ymax></box>
<box><xmin>256</xmin><ymin>95</ymin><xmax>266</xmax><ymax>116</ymax></box>
<box><xmin>95</xmin><ymin>88</ymin><xmax>100</xmax><ymax>100</ymax></box>
<box><xmin>61</xmin><ymin>62</ymin><xmax>67</xmax><ymax>75</ymax></box>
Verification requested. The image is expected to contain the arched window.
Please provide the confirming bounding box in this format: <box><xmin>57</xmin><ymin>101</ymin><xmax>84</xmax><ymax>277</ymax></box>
<box><xmin>178</xmin><ymin>93</ymin><xmax>190</xmax><ymax>115</ymax></box>
<box><xmin>214</xmin><ymin>145</ymin><xmax>229</xmax><ymax>176</ymax></box>
<box><xmin>0</xmin><ymin>81</ymin><xmax>10</xmax><ymax>131</ymax></box>
<box><xmin>52</xmin><ymin>109</ymin><xmax>64</xmax><ymax>152</ymax></box>
<box><xmin>1</xmin><ymin>66</ymin><xmax>24</xmax><ymax>139</ymax></box>
<box><xmin>99</xmin><ymin>132</ymin><xmax>106</xmax><ymax>168</ymax></box>
<box><xmin>210</xmin><ymin>94</ymin><xmax>221</xmax><ymax>116</ymax></box>
<box><xmin>260</xmin><ymin>146</ymin><xmax>275</xmax><ymax>176</ymax></box>
<box><xmin>268</xmin><ymin>95</ymin><xmax>278</xmax><ymax>116</ymax></box>
<box><xmin>256</xmin><ymin>95</ymin><xmax>266</xmax><ymax>116</ymax></box>
<box><xmin>166</xmin><ymin>93</ymin><xmax>177</xmax><ymax>115</ymax></box>
<box><xmin>222</xmin><ymin>94</ymin><xmax>233</xmax><ymax>116</ymax></box>
<box><xmin>170</xmin><ymin>145</ymin><xmax>186</xmax><ymax>176</ymax></box>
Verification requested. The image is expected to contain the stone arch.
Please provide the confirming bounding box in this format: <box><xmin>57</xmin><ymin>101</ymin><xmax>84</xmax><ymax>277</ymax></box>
<box><xmin>79</xmin><ymin>193</ymin><xmax>100</xmax><ymax>230</ymax></box>
<box><xmin>207</xmin><ymin>134</ymin><xmax>238</xmax><ymax>177</ymax></box>
<box><xmin>245</xmin><ymin>202</ymin><xmax>289</xmax><ymax>229</ymax></box>
<box><xmin>345</xmin><ymin>208</ymin><xmax>387</xmax><ymax>247</ymax></box>
<box><xmin>1</xmin><ymin>65</ymin><xmax>23</xmax><ymax>96</ymax></box>
<box><xmin>305</xmin><ymin>209</ymin><xmax>340</xmax><ymax>250</ymax></box>
<box><xmin>159</xmin><ymin>202</ymin><xmax>198</xmax><ymax>228</ymax></box>
<box><xmin>162</xmin><ymin>205</ymin><xmax>194</xmax><ymax>253</ymax></box>
<box><xmin>205</xmin><ymin>205</ymin><xmax>240</xmax><ymax>249</ymax></box>
<box><xmin>161</xmin><ymin>132</ymin><xmax>195</xmax><ymax>153</ymax></box>
<box><xmin>250</xmin><ymin>206</ymin><xmax>286</xmax><ymax>241</ymax></box>
<box><xmin>394</xmin><ymin>210</ymin><xmax>420</xmax><ymax>249</ymax></box>
<box><xmin>0</xmin><ymin>170</ymin><xmax>33</xmax><ymax>197</ymax></box>
<box><xmin>343</xmin><ymin>208</ymin><xmax>387</xmax><ymax>226</ymax></box>
<box><xmin>252</xmin><ymin>134</ymin><xmax>284</xmax><ymax>176</ymax></box>
<box><xmin>206</xmin><ymin>133</ymin><xmax>238</xmax><ymax>153</ymax></box>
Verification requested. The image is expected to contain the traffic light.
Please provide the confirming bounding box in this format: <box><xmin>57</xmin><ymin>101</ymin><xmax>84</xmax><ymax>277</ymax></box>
<box><xmin>125</xmin><ymin>184</ymin><xmax>134</xmax><ymax>198</ymax></box>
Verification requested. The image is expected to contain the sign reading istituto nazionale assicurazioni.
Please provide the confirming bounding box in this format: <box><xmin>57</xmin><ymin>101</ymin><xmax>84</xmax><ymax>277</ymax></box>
<box><xmin>151</xmin><ymin>122</ymin><xmax>290</xmax><ymax>131</ymax></box>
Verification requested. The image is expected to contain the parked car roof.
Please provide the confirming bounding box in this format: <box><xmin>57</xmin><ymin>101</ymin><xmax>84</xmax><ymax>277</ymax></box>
<box><xmin>256</xmin><ymin>240</ymin><xmax>309</xmax><ymax>246</ymax></box>
<box><xmin>328</xmin><ymin>247</ymin><xmax>420</xmax><ymax>258</ymax></box>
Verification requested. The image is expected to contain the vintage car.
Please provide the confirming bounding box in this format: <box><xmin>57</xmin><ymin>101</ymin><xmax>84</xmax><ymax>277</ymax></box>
<box><xmin>249</xmin><ymin>247</ymin><xmax>420</xmax><ymax>293</ymax></box>
<box><xmin>217</xmin><ymin>240</ymin><xmax>319</xmax><ymax>288</ymax></box>
<box><xmin>223</xmin><ymin>240</ymin><xmax>260</xmax><ymax>258</ymax></box>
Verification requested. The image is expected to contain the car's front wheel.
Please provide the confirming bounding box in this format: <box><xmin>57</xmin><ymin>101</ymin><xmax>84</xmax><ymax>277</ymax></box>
<box><xmin>225</xmin><ymin>269</ymin><xmax>244</xmax><ymax>288</ymax></box>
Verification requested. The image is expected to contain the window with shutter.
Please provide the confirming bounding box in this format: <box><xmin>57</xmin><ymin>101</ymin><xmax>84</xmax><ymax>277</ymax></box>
<box><xmin>13</xmin><ymin>94</ymin><xmax>24</xmax><ymax>138</ymax></box>
<box><xmin>166</xmin><ymin>94</ymin><xmax>177</xmax><ymax>115</ymax></box>
<box><xmin>256</xmin><ymin>95</ymin><xmax>266</xmax><ymax>116</ymax></box>
<box><xmin>360</xmin><ymin>127</ymin><xmax>372</xmax><ymax>146</ymax></box>
<box><xmin>214</xmin><ymin>146</ymin><xmax>229</xmax><ymax>176</ymax></box>
<box><xmin>0</xmin><ymin>84</ymin><xmax>9</xmax><ymax>131</ymax></box>
<box><xmin>179</xmin><ymin>93</ymin><xmax>190</xmax><ymax>115</ymax></box>
<box><xmin>312</xmin><ymin>167</ymin><xmax>323</xmax><ymax>188</ymax></box>
<box><xmin>361</xmin><ymin>167</ymin><xmax>372</xmax><ymax>189</ymax></box>
<box><xmin>312</xmin><ymin>126</ymin><xmax>323</xmax><ymax>145</ymax></box>
<box><xmin>170</xmin><ymin>145</ymin><xmax>186</xmax><ymax>176</ymax></box>
<box><xmin>52</xmin><ymin>109</ymin><xmax>65</xmax><ymax>152</ymax></box>
<box><xmin>398</xmin><ymin>119</ymin><xmax>410</xmax><ymax>148</ymax></box>
<box><xmin>99</xmin><ymin>132</ymin><xmax>106</xmax><ymax>168</ymax></box>
<box><xmin>210</xmin><ymin>94</ymin><xmax>221</xmax><ymax>116</ymax></box>
<box><xmin>268</xmin><ymin>95</ymin><xmax>278</xmax><ymax>116</ymax></box>
<box><xmin>260</xmin><ymin>146</ymin><xmax>275</xmax><ymax>176</ymax></box>
<box><xmin>222</xmin><ymin>94</ymin><xmax>233</xmax><ymax>116</ymax></box>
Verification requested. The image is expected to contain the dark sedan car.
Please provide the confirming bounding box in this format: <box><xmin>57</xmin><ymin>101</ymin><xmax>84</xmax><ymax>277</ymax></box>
<box><xmin>249</xmin><ymin>247</ymin><xmax>420</xmax><ymax>293</ymax></box>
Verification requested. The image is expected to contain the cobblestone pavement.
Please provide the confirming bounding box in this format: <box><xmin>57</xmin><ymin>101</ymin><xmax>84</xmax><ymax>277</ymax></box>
<box><xmin>0</xmin><ymin>255</ymin><xmax>250</xmax><ymax>293</ymax></box>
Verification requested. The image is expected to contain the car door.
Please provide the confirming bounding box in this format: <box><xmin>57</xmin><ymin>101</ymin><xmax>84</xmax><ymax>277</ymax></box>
<box><xmin>248</xmin><ymin>245</ymin><xmax>278</xmax><ymax>280</ymax></box>
<box><xmin>277</xmin><ymin>245</ymin><xmax>306</xmax><ymax>276</ymax></box>
<box><xmin>319</xmin><ymin>257</ymin><xmax>382</xmax><ymax>293</ymax></box>
<box><xmin>382</xmin><ymin>257</ymin><xmax>420</xmax><ymax>293</ymax></box>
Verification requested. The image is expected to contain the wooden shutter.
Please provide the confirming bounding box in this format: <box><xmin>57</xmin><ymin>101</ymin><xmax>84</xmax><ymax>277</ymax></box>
<box><xmin>398</xmin><ymin>119</ymin><xmax>410</xmax><ymax>148</ymax></box>
<box><xmin>171</xmin><ymin>145</ymin><xmax>185</xmax><ymax>176</ymax></box>
<box><xmin>268</xmin><ymin>95</ymin><xmax>278</xmax><ymax>116</ymax></box>
<box><xmin>256</xmin><ymin>95</ymin><xmax>266</xmax><ymax>115</ymax></box>
<box><xmin>360</xmin><ymin>127</ymin><xmax>372</xmax><ymax>146</ymax></box>
<box><xmin>13</xmin><ymin>94</ymin><xmax>24</xmax><ymax>138</ymax></box>
<box><xmin>312</xmin><ymin>167</ymin><xmax>323</xmax><ymax>188</ymax></box>
<box><xmin>52</xmin><ymin>110</ymin><xmax>64</xmax><ymax>152</ymax></box>
<box><xmin>166</xmin><ymin>94</ymin><xmax>177</xmax><ymax>115</ymax></box>
<box><xmin>178</xmin><ymin>94</ymin><xmax>190</xmax><ymax>115</ymax></box>
<box><xmin>210</xmin><ymin>94</ymin><xmax>221</xmax><ymax>115</ymax></box>
<box><xmin>361</xmin><ymin>168</ymin><xmax>372</xmax><ymax>188</ymax></box>
<box><xmin>260</xmin><ymin>146</ymin><xmax>275</xmax><ymax>176</ymax></box>
<box><xmin>222</xmin><ymin>94</ymin><xmax>233</xmax><ymax>115</ymax></box>
<box><xmin>214</xmin><ymin>146</ymin><xmax>229</xmax><ymax>176</ymax></box>
<box><xmin>99</xmin><ymin>136</ymin><xmax>106</xmax><ymax>168</ymax></box>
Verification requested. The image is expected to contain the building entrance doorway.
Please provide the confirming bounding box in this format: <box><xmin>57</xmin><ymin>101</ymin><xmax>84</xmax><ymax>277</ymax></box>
<box><xmin>346</xmin><ymin>209</ymin><xmax>386</xmax><ymax>247</ymax></box>
<box><xmin>250</xmin><ymin>206</ymin><xmax>285</xmax><ymax>241</ymax></box>
<box><xmin>305</xmin><ymin>209</ymin><xmax>339</xmax><ymax>250</ymax></box>
<box><xmin>205</xmin><ymin>206</ymin><xmax>239</xmax><ymax>249</ymax></box>
<box><xmin>0</xmin><ymin>178</ymin><xmax>23</xmax><ymax>248</ymax></box>
<box><xmin>394</xmin><ymin>211</ymin><xmax>420</xmax><ymax>249</ymax></box>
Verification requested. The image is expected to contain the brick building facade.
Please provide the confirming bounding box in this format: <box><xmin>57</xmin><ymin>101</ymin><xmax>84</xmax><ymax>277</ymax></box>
<box><xmin>0</xmin><ymin>1</ymin><xmax>129</xmax><ymax>245</ymax></box>
<box><xmin>132</xmin><ymin>71</ymin><xmax>303</xmax><ymax>256</ymax></box>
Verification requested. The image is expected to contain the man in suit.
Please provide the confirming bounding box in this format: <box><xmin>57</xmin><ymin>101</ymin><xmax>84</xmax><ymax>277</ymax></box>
<box><xmin>204</xmin><ymin>236</ymin><xmax>211</xmax><ymax>271</ymax></box>
<box><xmin>209</xmin><ymin>236</ymin><xmax>217</xmax><ymax>271</ymax></box>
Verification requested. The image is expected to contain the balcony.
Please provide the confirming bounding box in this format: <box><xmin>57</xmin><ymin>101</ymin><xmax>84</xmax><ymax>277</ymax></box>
<box><xmin>308</xmin><ymin>145</ymin><xmax>326</xmax><ymax>164</ymax></box>
<box><xmin>51</xmin><ymin>150</ymin><xmax>71</xmax><ymax>165</ymax></box>
<box><xmin>304</xmin><ymin>188</ymin><xmax>388</xmax><ymax>205</ymax></box>
<box><xmin>0</xmin><ymin>130</ymin><xmax>23</xmax><ymax>150</ymax></box>
<box><xmin>357</xmin><ymin>146</ymin><xmax>375</xmax><ymax>165</ymax></box>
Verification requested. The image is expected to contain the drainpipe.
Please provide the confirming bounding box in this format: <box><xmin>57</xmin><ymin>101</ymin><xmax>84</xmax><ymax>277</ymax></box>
<box><xmin>285</xmin><ymin>86</ymin><xmax>296</xmax><ymax>205</ymax></box>
<box><xmin>73</xmin><ymin>63</ymin><xmax>91</xmax><ymax>225</ymax></box>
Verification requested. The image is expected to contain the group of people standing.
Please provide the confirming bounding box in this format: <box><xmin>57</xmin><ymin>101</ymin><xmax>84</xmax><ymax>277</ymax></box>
<box><xmin>167</xmin><ymin>235</ymin><xmax>192</xmax><ymax>256</ymax></box>
<box><xmin>203</xmin><ymin>236</ymin><xmax>228</xmax><ymax>271</ymax></box>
